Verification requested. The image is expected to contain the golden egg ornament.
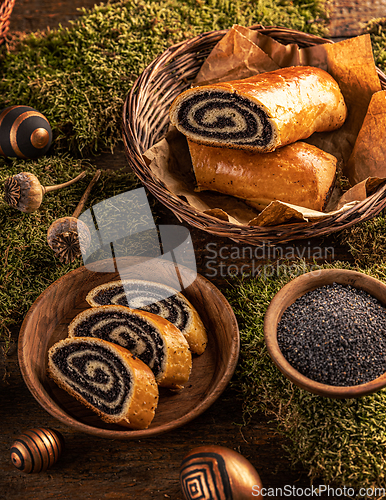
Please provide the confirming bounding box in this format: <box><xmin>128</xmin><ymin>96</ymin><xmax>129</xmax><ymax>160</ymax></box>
<box><xmin>179</xmin><ymin>445</ymin><xmax>263</xmax><ymax>499</ymax></box>
<box><xmin>10</xmin><ymin>428</ymin><xmax>64</xmax><ymax>474</ymax></box>
<box><xmin>0</xmin><ymin>105</ymin><xmax>52</xmax><ymax>159</ymax></box>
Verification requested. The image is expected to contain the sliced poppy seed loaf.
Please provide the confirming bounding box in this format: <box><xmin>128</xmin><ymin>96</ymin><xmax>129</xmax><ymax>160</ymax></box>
<box><xmin>47</xmin><ymin>336</ymin><xmax>159</xmax><ymax>429</ymax></box>
<box><xmin>169</xmin><ymin>66</ymin><xmax>347</xmax><ymax>153</ymax></box>
<box><xmin>86</xmin><ymin>279</ymin><xmax>208</xmax><ymax>355</ymax></box>
<box><xmin>68</xmin><ymin>305</ymin><xmax>192</xmax><ymax>389</ymax></box>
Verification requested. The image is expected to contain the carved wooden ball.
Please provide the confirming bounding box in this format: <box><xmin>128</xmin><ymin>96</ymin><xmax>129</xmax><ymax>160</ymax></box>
<box><xmin>10</xmin><ymin>428</ymin><xmax>64</xmax><ymax>473</ymax></box>
<box><xmin>180</xmin><ymin>445</ymin><xmax>263</xmax><ymax>499</ymax></box>
<box><xmin>0</xmin><ymin>105</ymin><xmax>52</xmax><ymax>159</ymax></box>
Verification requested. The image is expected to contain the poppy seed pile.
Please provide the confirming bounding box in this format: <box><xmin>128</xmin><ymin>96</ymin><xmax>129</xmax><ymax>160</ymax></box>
<box><xmin>277</xmin><ymin>282</ymin><xmax>386</xmax><ymax>386</ymax></box>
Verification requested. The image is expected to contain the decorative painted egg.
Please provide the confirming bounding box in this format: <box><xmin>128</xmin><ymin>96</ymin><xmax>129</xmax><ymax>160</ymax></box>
<box><xmin>10</xmin><ymin>428</ymin><xmax>64</xmax><ymax>473</ymax></box>
<box><xmin>0</xmin><ymin>105</ymin><xmax>52</xmax><ymax>159</ymax></box>
<box><xmin>179</xmin><ymin>445</ymin><xmax>263</xmax><ymax>499</ymax></box>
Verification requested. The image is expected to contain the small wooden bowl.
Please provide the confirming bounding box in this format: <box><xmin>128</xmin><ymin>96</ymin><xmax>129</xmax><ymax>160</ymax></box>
<box><xmin>264</xmin><ymin>269</ymin><xmax>386</xmax><ymax>399</ymax></box>
<box><xmin>18</xmin><ymin>257</ymin><xmax>239</xmax><ymax>439</ymax></box>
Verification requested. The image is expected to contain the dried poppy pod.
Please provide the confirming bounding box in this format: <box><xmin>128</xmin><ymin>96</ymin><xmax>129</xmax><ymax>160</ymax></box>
<box><xmin>3</xmin><ymin>171</ymin><xmax>86</xmax><ymax>213</ymax></box>
<box><xmin>47</xmin><ymin>216</ymin><xmax>92</xmax><ymax>265</ymax></box>
<box><xmin>47</xmin><ymin>170</ymin><xmax>101</xmax><ymax>264</ymax></box>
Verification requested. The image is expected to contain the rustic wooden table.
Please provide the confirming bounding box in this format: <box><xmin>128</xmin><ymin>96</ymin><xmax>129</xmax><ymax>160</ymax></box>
<box><xmin>0</xmin><ymin>2</ymin><xmax>376</xmax><ymax>499</ymax></box>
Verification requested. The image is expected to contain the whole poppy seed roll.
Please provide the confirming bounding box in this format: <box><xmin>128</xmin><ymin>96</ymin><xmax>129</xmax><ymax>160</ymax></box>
<box><xmin>169</xmin><ymin>66</ymin><xmax>347</xmax><ymax>152</ymax></box>
<box><xmin>47</xmin><ymin>337</ymin><xmax>159</xmax><ymax>429</ymax></box>
<box><xmin>188</xmin><ymin>140</ymin><xmax>337</xmax><ymax>212</ymax></box>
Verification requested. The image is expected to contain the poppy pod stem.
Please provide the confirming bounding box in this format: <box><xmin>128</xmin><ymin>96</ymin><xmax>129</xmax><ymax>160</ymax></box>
<box><xmin>42</xmin><ymin>171</ymin><xmax>87</xmax><ymax>194</ymax></box>
<box><xmin>46</xmin><ymin>170</ymin><xmax>101</xmax><ymax>265</ymax></box>
<box><xmin>72</xmin><ymin>170</ymin><xmax>101</xmax><ymax>218</ymax></box>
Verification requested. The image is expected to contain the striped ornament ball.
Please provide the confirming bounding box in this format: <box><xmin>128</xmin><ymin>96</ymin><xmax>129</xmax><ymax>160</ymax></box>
<box><xmin>10</xmin><ymin>428</ymin><xmax>64</xmax><ymax>473</ymax></box>
<box><xmin>0</xmin><ymin>106</ymin><xmax>52</xmax><ymax>159</ymax></box>
<box><xmin>180</xmin><ymin>445</ymin><xmax>263</xmax><ymax>499</ymax></box>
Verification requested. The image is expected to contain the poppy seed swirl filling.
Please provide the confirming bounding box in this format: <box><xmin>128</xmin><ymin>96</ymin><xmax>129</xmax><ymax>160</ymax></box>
<box><xmin>92</xmin><ymin>283</ymin><xmax>190</xmax><ymax>333</ymax></box>
<box><xmin>72</xmin><ymin>311</ymin><xmax>165</xmax><ymax>378</ymax></box>
<box><xmin>176</xmin><ymin>91</ymin><xmax>273</xmax><ymax>147</ymax></box>
<box><xmin>50</xmin><ymin>342</ymin><xmax>132</xmax><ymax>416</ymax></box>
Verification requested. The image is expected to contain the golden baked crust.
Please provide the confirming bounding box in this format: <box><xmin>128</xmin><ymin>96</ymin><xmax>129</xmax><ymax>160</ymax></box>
<box><xmin>68</xmin><ymin>304</ymin><xmax>192</xmax><ymax>389</ymax></box>
<box><xmin>47</xmin><ymin>336</ymin><xmax>159</xmax><ymax>429</ymax></box>
<box><xmin>135</xmin><ymin>309</ymin><xmax>193</xmax><ymax>388</ymax></box>
<box><xmin>85</xmin><ymin>279</ymin><xmax>208</xmax><ymax>355</ymax></box>
<box><xmin>170</xmin><ymin>66</ymin><xmax>347</xmax><ymax>152</ymax></box>
<box><xmin>188</xmin><ymin>140</ymin><xmax>337</xmax><ymax>212</ymax></box>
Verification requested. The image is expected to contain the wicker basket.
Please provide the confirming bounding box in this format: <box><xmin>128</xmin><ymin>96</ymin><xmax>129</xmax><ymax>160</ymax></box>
<box><xmin>122</xmin><ymin>25</ymin><xmax>386</xmax><ymax>245</ymax></box>
<box><xmin>0</xmin><ymin>0</ymin><xmax>15</xmax><ymax>43</ymax></box>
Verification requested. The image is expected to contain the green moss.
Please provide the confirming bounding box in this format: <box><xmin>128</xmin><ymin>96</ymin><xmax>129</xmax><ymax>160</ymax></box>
<box><xmin>225</xmin><ymin>261</ymin><xmax>386</xmax><ymax>492</ymax></box>
<box><xmin>0</xmin><ymin>154</ymin><xmax>141</xmax><ymax>343</ymax></box>
<box><xmin>0</xmin><ymin>0</ymin><xmax>328</xmax><ymax>343</ymax></box>
<box><xmin>1</xmin><ymin>0</ymin><xmax>386</xmax><ymax>489</ymax></box>
<box><xmin>0</xmin><ymin>0</ymin><xmax>327</xmax><ymax>156</ymax></box>
<box><xmin>367</xmin><ymin>17</ymin><xmax>386</xmax><ymax>72</ymax></box>
<box><xmin>340</xmin><ymin>213</ymin><xmax>386</xmax><ymax>268</ymax></box>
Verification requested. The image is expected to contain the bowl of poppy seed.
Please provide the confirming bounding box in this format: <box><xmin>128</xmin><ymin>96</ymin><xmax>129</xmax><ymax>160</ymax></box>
<box><xmin>264</xmin><ymin>269</ymin><xmax>386</xmax><ymax>398</ymax></box>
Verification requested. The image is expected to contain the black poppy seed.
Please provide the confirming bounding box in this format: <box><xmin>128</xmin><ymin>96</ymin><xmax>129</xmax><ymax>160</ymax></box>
<box><xmin>73</xmin><ymin>310</ymin><xmax>165</xmax><ymax>377</ymax></box>
<box><xmin>276</xmin><ymin>283</ymin><xmax>386</xmax><ymax>386</ymax></box>
<box><xmin>51</xmin><ymin>342</ymin><xmax>132</xmax><ymax>415</ymax></box>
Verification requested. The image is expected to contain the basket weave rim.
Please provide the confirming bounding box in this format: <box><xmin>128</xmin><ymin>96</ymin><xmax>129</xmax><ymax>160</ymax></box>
<box><xmin>0</xmin><ymin>0</ymin><xmax>15</xmax><ymax>43</ymax></box>
<box><xmin>122</xmin><ymin>25</ymin><xmax>386</xmax><ymax>244</ymax></box>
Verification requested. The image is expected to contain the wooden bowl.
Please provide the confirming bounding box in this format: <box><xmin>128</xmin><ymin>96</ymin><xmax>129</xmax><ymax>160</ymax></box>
<box><xmin>18</xmin><ymin>257</ymin><xmax>239</xmax><ymax>439</ymax></box>
<box><xmin>264</xmin><ymin>269</ymin><xmax>386</xmax><ymax>398</ymax></box>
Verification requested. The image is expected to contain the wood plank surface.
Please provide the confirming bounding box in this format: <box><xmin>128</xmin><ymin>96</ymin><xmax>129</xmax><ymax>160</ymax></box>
<box><xmin>0</xmin><ymin>207</ymin><xmax>350</xmax><ymax>500</ymax></box>
<box><xmin>8</xmin><ymin>0</ymin><xmax>385</xmax><ymax>38</ymax></box>
<box><xmin>8</xmin><ymin>0</ymin><xmax>101</xmax><ymax>33</ymax></box>
<box><xmin>327</xmin><ymin>0</ymin><xmax>386</xmax><ymax>38</ymax></box>
<box><xmin>1</xmin><ymin>3</ymin><xmax>358</xmax><ymax>499</ymax></box>
<box><xmin>1</xmin><ymin>344</ymin><xmax>312</xmax><ymax>500</ymax></box>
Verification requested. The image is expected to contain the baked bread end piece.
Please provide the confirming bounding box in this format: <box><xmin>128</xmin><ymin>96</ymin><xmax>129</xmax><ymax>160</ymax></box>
<box><xmin>47</xmin><ymin>336</ymin><xmax>159</xmax><ymax>430</ymax></box>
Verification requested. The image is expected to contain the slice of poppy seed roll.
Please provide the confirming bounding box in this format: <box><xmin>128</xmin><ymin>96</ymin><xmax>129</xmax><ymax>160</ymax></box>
<box><xmin>47</xmin><ymin>337</ymin><xmax>159</xmax><ymax>429</ymax></box>
<box><xmin>68</xmin><ymin>305</ymin><xmax>192</xmax><ymax>389</ymax></box>
<box><xmin>169</xmin><ymin>66</ymin><xmax>347</xmax><ymax>152</ymax></box>
<box><xmin>86</xmin><ymin>280</ymin><xmax>208</xmax><ymax>355</ymax></box>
